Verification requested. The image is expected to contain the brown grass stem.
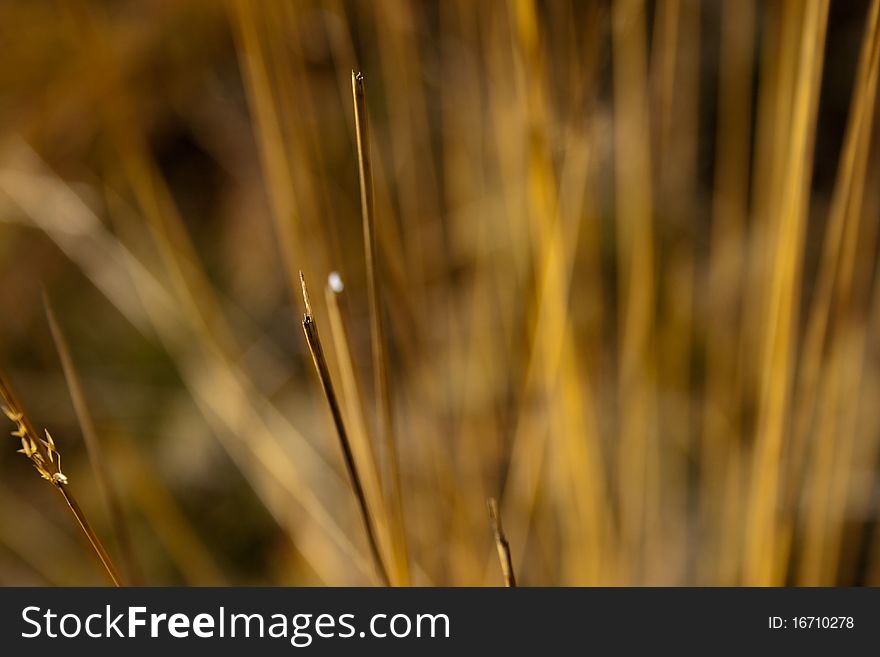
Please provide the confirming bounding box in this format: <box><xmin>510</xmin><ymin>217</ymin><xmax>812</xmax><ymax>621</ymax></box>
<box><xmin>351</xmin><ymin>70</ymin><xmax>409</xmax><ymax>585</ymax></box>
<box><xmin>488</xmin><ymin>498</ymin><xmax>517</xmax><ymax>587</ymax></box>
<box><xmin>56</xmin><ymin>485</ymin><xmax>125</xmax><ymax>587</ymax></box>
<box><xmin>300</xmin><ymin>272</ymin><xmax>390</xmax><ymax>586</ymax></box>
<box><xmin>324</xmin><ymin>274</ymin><xmax>392</xmax><ymax>563</ymax></box>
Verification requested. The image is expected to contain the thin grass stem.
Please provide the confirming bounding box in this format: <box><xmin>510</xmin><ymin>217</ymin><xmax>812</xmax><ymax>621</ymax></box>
<box><xmin>351</xmin><ymin>70</ymin><xmax>410</xmax><ymax>585</ymax></box>
<box><xmin>44</xmin><ymin>291</ymin><xmax>141</xmax><ymax>584</ymax></box>
<box><xmin>488</xmin><ymin>497</ymin><xmax>517</xmax><ymax>587</ymax></box>
<box><xmin>300</xmin><ymin>272</ymin><xmax>390</xmax><ymax>586</ymax></box>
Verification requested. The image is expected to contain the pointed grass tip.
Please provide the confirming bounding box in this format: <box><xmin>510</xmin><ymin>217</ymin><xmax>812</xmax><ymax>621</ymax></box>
<box><xmin>299</xmin><ymin>271</ymin><xmax>313</xmax><ymax>319</ymax></box>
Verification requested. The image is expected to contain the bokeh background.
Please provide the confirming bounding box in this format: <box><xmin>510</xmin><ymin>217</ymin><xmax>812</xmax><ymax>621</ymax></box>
<box><xmin>0</xmin><ymin>0</ymin><xmax>879</xmax><ymax>586</ymax></box>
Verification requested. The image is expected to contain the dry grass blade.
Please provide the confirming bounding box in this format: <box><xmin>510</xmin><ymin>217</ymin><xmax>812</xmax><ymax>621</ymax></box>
<box><xmin>488</xmin><ymin>498</ymin><xmax>517</xmax><ymax>587</ymax></box>
<box><xmin>745</xmin><ymin>0</ymin><xmax>830</xmax><ymax>586</ymax></box>
<box><xmin>0</xmin><ymin>372</ymin><xmax>124</xmax><ymax>587</ymax></box>
<box><xmin>300</xmin><ymin>272</ymin><xmax>390</xmax><ymax>586</ymax></box>
<box><xmin>351</xmin><ymin>70</ymin><xmax>409</xmax><ymax>585</ymax></box>
<box><xmin>43</xmin><ymin>291</ymin><xmax>141</xmax><ymax>584</ymax></box>
<box><xmin>324</xmin><ymin>273</ymin><xmax>392</xmax><ymax>562</ymax></box>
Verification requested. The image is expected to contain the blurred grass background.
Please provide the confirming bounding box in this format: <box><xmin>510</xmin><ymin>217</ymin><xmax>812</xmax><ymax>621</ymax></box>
<box><xmin>0</xmin><ymin>0</ymin><xmax>879</xmax><ymax>586</ymax></box>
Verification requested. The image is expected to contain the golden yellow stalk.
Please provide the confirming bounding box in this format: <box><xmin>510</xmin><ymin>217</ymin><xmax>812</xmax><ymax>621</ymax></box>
<box><xmin>324</xmin><ymin>274</ymin><xmax>393</xmax><ymax>566</ymax></box>
<box><xmin>745</xmin><ymin>0</ymin><xmax>829</xmax><ymax>586</ymax></box>
<box><xmin>499</xmin><ymin>0</ymin><xmax>609</xmax><ymax>587</ymax></box>
<box><xmin>227</xmin><ymin>0</ymin><xmax>307</xmax><ymax>295</ymax></box>
<box><xmin>300</xmin><ymin>272</ymin><xmax>390</xmax><ymax>586</ymax></box>
<box><xmin>793</xmin><ymin>0</ymin><xmax>880</xmax><ymax>584</ymax></box>
<box><xmin>788</xmin><ymin>0</ymin><xmax>880</xmax><ymax>517</ymax></box>
<box><xmin>650</xmin><ymin>0</ymin><xmax>700</xmax><ymax>584</ymax></box>
<box><xmin>0</xmin><ymin>372</ymin><xmax>123</xmax><ymax>587</ymax></box>
<box><xmin>352</xmin><ymin>70</ymin><xmax>410</xmax><ymax>585</ymax></box>
<box><xmin>487</xmin><ymin>498</ymin><xmax>517</xmax><ymax>587</ymax></box>
<box><xmin>612</xmin><ymin>0</ymin><xmax>657</xmax><ymax>581</ymax></box>
<box><xmin>702</xmin><ymin>0</ymin><xmax>755</xmax><ymax>585</ymax></box>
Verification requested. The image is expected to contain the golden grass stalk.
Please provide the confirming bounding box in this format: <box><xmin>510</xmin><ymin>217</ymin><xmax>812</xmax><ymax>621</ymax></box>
<box><xmin>793</xmin><ymin>0</ymin><xmax>880</xmax><ymax>585</ymax></box>
<box><xmin>228</xmin><ymin>0</ymin><xmax>318</xmax><ymax>296</ymax></box>
<box><xmin>43</xmin><ymin>292</ymin><xmax>141</xmax><ymax>584</ymax></box>
<box><xmin>487</xmin><ymin>498</ymin><xmax>517</xmax><ymax>587</ymax></box>
<box><xmin>502</xmin><ymin>0</ymin><xmax>610</xmax><ymax>586</ymax></box>
<box><xmin>300</xmin><ymin>272</ymin><xmax>390</xmax><ymax>586</ymax></box>
<box><xmin>324</xmin><ymin>274</ymin><xmax>393</xmax><ymax>566</ymax></box>
<box><xmin>0</xmin><ymin>372</ymin><xmax>123</xmax><ymax>587</ymax></box>
<box><xmin>745</xmin><ymin>0</ymin><xmax>830</xmax><ymax>586</ymax></box>
<box><xmin>612</xmin><ymin>0</ymin><xmax>658</xmax><ymax>580</ymax></box>
<box><xmin>701</xmin><ymin>0</ymin><xmax>755</xmax><ymax>585</ymax></box>
<box><xmin>789</xmin><ymin>0</ymin><xmax>880</xmax><ymax>515</ymax></box>
<box><xmin>351</xmin><ymin>70</ymin><xmax>410</xmax><ymax>585</ymax></box>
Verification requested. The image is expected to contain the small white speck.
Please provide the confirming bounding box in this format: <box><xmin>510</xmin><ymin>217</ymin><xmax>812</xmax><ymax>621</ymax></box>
<box><xmin>328</xmin><ymin>271</ymin><xmax>344</xmax><ymax>293</ymax></box>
